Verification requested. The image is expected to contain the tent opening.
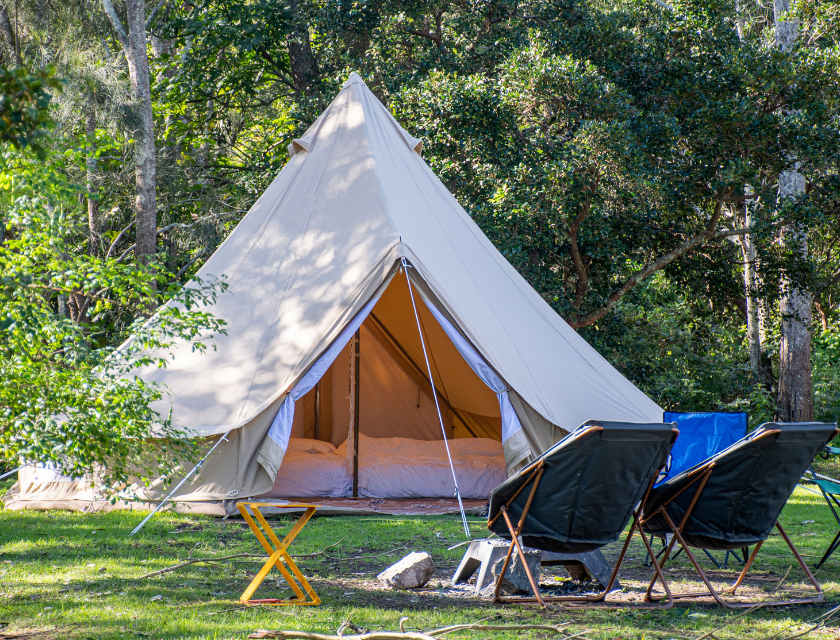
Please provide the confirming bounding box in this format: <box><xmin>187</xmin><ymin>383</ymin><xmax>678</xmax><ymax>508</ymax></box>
<box><xmin>260</xmin><ymin>273</ymin><xmax>509</xmax><ymax>500</ymax></box>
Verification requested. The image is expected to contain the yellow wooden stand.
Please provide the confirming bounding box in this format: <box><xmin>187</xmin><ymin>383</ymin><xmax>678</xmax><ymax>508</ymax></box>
<box><xmin>237</xmin><ymin>502</ymin><xmax>321</xmax><ymax>606</ymax></box>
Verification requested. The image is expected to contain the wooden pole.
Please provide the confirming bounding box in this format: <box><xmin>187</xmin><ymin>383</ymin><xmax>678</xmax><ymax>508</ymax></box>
<box><xmin>314</xmin><ymin>381</ymin><xmax>321</xmax><ymax>440</ymax></box>
<box><xmin>353</xmin><ymin>329</ymin><xmax>360</xmax><ymax>497</ymax></box>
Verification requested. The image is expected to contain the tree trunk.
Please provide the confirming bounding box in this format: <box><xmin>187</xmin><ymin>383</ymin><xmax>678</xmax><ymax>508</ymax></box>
<box><xmin>0</xmin><ymin>6</ymin><xmax>20</xmax><ymax>66</ymax></box>
<box><xmin>737</xmin><ymin>206</ymin><xmax>763</xmax><ymax>378</ymax></box>
<box><xmin>774</xmin><ymin>0</ymin><xmax>813</xmax><ymax>422</ymax></box>
<box><xmin>101</xmin><ymin>0</ymin><xmax>157</xmax><ymax>273</ymax></box>
<box><xmin>814</xmin><ymin>299</ymin><xmax>829</xmax><ymax>332</ymax></box>
<box><xmin>778</xmin><ymin>225</ymin><xmax>813</xmax><ymax>421</ymax></box>
<box><xmin>286</xmin><ymin>0</ymin><xmax>319</xmax><ymax>96</ymax></box>
<box><xmin>125</xmin><ymin>0</ymin><xmax>157</xmax><ymax>268</ymax></box>
<box><xmin>86</xmin><ymin>107</ymin><xmax>100</xmax><ymax>256</ymax></box>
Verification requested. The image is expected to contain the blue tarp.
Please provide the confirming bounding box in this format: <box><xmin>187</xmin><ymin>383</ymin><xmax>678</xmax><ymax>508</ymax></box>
<box><xmin>661</xmin><ymin>412</ymin><xmax>748</xmax><ymax>482</ymax></box>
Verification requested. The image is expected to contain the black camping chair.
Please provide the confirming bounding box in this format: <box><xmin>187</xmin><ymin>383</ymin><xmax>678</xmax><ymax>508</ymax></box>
<box><xmin>486</xmin><ymin>420</ymin><xmax>679</xmax><ymax>608</ymax></box>
<box><xmin>641</xmin><ymin>422</ymin><xmax>838</xmax><ymax>609</ymax></box>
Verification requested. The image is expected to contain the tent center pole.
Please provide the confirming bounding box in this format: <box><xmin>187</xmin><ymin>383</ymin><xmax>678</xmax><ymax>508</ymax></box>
<box><xmin>314</xmin><ymin>381</ymin><xmax>321</xmax><ymax>441</ymax></box>
<box><xmin>353</xmin><ymin>329</ymin><xmax>360</xmax><ymax>498</ymax></box>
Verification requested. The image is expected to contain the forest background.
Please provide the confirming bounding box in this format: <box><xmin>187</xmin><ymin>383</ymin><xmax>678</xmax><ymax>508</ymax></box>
<box><xmin>0</xmin><ymin>0</ymin><xmax>839</xmax><ymax>487</ymax></box>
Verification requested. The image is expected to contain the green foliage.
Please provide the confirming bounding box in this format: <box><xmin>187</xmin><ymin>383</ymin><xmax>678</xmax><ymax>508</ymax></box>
<box><xmin>0</xmin><ymin>66</ymin><xmax>61</xmax><ymax>160</ymax></box>
<box><xmin>814</xmin><ymin>323</ymin><xmax>840</xmax><ymax>426</ymax></box>
<box><xmin>0</xmin><ymin>147</ymin><xmax>227</xmax><ymax>497</ymax></box>
<box><xmin>587</xmin><ymin>275</ymin><xmax>776</xmax><ymax>428</ymax></box>
<box><xmin>1</xmin><ymin>0</ymin><xmax>839</xmax><ymax>445</ymax></box>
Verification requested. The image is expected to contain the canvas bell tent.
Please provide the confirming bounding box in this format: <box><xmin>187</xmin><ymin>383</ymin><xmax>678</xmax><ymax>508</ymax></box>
<box><xmin>5</xmin><ymin>74</ymin><xmax>663</xmax><ymax>514</ymax></box>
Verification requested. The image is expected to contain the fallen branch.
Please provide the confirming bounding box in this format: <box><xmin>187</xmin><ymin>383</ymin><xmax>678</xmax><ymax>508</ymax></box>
<box><xmin>249</xmin><ymin>632</ymin><xmax>435</xmax><ymax>640</ymax></box>
<box><xmin>138</xmin><ymin>537</ymin><xmax>348</xmax><ymax>579</ymax></box>
<box><xmin>694</xmin><ymin>566</ymin><xmax>789</xmax><ymax>640</ymax></box>
<box><xmin>428</xmin><ymin>622</ymin><xmax>572</xmax><ymax>636</ymax></box>
<box><xmin>139</xmin><ymin>553</ymin><xmax>262</xmax><ymax>578</ymax></box>
<box><xmin>249</xmin><ymin>622</ymin><xmax>578</xmax><ymax>640</ymax></box>
<box><xmin>762</xmin><ymin>602</ymin><xmax>840</xmax><ymax>640</ymax></box>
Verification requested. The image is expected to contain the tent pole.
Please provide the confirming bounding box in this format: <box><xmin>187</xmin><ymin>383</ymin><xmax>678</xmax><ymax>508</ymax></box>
<box><xmin>130</xmin><ymin>430</ymin><xmax>231</xmax><ymax>536</ymax></box>
<box><xmin>401</xmin><ymin>258</ymin><xmax>471</xmax><ymax>538</ymax></box>
<box><xmin>314</xmin><ymin>381</ymin><xmax>321</xmax><ymax>441</ymax></box>
<box><xmin>353</xmin><ymin>329</ymin><xmax>360</xmax><ymax>498</ymax></box>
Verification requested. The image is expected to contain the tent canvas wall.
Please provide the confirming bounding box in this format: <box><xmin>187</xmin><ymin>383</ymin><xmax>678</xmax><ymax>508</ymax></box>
<box><xmin>4</xmin><ymin>73</ymin><xmax>663</xmax><ymax>512</ymax></box>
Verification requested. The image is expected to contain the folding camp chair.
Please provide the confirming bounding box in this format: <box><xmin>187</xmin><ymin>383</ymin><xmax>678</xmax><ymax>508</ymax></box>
<box><xmin>486</xmin><ymin>420</ymin><xmax>679</xmax><ymax>608</ymax></box>
<box><xmin>806</xmin><ymin>470</ymin><xmax>840</xmax><ymax>570</ymax></box>
<box><xmin>648</xmin><ymin>412</ymin><xmax>749</xmax><ymax>569</ymax></box>
<box><xmin>641</xmin><ymin>422</ymin><xmax>838</xmax><ymax>609</ymax></box>
<box><xmin>237</xmin><ymin>502</ymin><xmax>321</xmax><ymax>606</ymax></box>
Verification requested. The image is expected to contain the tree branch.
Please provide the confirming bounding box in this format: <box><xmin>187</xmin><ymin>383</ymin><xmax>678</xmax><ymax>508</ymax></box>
<box><xmin>713</xmin><ymin>227</ymin><xmax>751</xmax><ymax>239</ymax></box>
<box><xmin>568</xmin><ymin>174</ymin><xmax>600</xmax><ymax>310</ymax></box>
<box><xmin>568</xmin><ymin>195</ymin><xmax>729</xmax><ymax>328</ymax></box>
<box><xmin>101</xmin><ymin>0</ymin><xmax>130</xmax><ymax>54</ymax></box>
<box><xmin>106</xmin><ymin>220</ymin><xmax>136</xmax><ymax>260</ymax></box>
<box><xmin>145</xmin><ymin>0</ymin><xmax>168</xmax><ymax>30</ymax></box>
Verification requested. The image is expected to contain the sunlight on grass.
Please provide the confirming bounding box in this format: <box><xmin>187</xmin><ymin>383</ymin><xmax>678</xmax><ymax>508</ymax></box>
<box><xmin>1</xmin><ymin>495</ymin><xmax>839</xmax><ymax>639</ymax></box>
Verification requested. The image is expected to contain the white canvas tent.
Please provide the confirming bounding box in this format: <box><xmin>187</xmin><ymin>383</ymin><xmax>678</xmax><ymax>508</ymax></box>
<box><xmin>5</xmin><ymin>74</ymin><xmax>663</xmax><ymax>513</ymax></box>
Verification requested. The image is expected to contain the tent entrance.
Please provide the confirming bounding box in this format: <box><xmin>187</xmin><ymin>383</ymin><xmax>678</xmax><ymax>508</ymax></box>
<box><xmin>262</xmin><ymin>271</ymin><xmax>509</xmax><ymax>501</ymax></box>
<box><xmin>292</xmin><ymin>273</ymin><xmax>502</xmax><ymax>446</ymax></box>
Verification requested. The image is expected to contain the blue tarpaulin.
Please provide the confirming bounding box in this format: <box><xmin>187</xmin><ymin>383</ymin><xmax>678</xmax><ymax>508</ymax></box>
<box><xmin>662</xmin><ymin>412</ymin><xmax>748</xmax><ymax>481</ymax></box>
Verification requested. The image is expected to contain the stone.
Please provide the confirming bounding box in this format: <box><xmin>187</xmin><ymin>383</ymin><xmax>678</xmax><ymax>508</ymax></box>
<box><xmin>452</xmin><ymin>539</ymin><xmax>620</xmax><ymax>595</ymax></box>
<box><xmin>482</xmin><ymin>548</ymin><xmax>542</xmax><ymax>597</ymax></box>
<box><xmin>377</xmin><ymin>552</ymin><xmax>435</xmax><ymax>589</ymax></box>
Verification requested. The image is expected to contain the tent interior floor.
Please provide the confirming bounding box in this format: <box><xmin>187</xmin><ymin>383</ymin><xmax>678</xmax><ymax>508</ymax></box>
<box><xmin>240</xmin><ymin>497</ymin><xmax>487</xmax><ymax>516</ymax></box>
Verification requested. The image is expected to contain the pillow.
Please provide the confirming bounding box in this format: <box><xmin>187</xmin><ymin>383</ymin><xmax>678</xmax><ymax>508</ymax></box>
<box><xmin>286</xmin><ymin>438</ymin><xmax>337</xmax><ymax>455</ymax></box>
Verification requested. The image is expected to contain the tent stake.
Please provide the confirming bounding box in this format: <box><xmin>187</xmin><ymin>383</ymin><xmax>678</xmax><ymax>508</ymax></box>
<box><xmin>353</xmin><ymin>329</ymin><xmax>360</xmax><ymax>498</ymax></box>
<box><xmin>129</xmin><ymin>431</ymin><xmax>231</xmax><ymax>536</ymax></box>
<box><xmin>401</xmin><ymin>258</ymin><xmax>471</xmax><ymax>538</ymax></box>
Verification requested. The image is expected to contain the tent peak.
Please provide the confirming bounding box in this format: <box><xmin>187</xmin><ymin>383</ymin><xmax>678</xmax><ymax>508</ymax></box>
<box><xmin>342</xmin><ymin>72</ymin><xmax>366</xmax><ymax>89</ymax></box>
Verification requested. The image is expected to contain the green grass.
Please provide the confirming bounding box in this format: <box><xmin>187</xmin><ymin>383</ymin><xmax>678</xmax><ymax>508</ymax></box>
<box><xmin>2</xmin><ymin>486</ymin><xmax>840</xmax><ymax>639</ymax></box>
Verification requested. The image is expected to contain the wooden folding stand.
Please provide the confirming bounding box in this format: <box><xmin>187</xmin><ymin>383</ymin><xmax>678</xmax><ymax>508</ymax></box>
<box><xmin>237</xmin><ymin>502</ymin><xmax>321</xmax><ymax>606</ymax></box>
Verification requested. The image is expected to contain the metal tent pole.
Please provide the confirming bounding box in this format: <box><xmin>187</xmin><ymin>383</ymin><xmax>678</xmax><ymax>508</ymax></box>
<box><xmin>130</xmin><ymin>431</ymin><xmax>231</xmax><ymax>536</ymax></box>
<box><xmin>401</xmin><ymin>258</ymin><xmax>470</xmax><ymax>538</ymax></box>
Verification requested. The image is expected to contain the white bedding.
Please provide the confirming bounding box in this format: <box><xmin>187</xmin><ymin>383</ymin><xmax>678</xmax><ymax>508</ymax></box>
<box><xmin>337</xmin><ymin>435</ymin><xmax>507</xmax><ymax>499</ymax></box>
<box><xmin>262</xmin><ymin>436</ymin><xmax>507</xmax><ymax>500</ymax></box>
<box><xmin>261</xmin><ymin>439</ymin><xmax>351</xmax><ymax>498</ymax></box>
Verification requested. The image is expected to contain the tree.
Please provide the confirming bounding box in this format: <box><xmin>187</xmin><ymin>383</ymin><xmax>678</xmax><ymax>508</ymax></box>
<box><xmin>101</xmin><ymin>0</ymin><xmax>157</xmax><ymax>268</ymax></box>
<box><xmin>774</xmin><ymin>0</ymin><xmax>812</xmax><ymax>421</ymax></box>
<box><xmin>0</xmin><ymin>71</ymin><xmax>227</xmax><ymax>496</ymax></box>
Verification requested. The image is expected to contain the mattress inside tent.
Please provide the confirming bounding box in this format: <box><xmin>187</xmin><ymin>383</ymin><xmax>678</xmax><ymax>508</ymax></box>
<box><xmin>258</xmin><ymin>276</ymin><xmax>508</xmax><ymax>500</ymax></box>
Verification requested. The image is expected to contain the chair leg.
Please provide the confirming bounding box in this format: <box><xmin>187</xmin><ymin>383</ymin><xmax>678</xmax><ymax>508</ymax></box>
<box><xmin>815</xmin><ymin>529</ymin><xmax>840</xmax><ymax>570</ymax></box>
<box><xmin>495</xmin><ymin>510</ymin><xmax>673</xmax><ymax>609</ymax></box>
<box><xmin>651</xmin><ymin>511</ymin><xmax>824</xmax><ymax>608</ymax></box>
<box><xmin>494</xmin><ymin>506</ymin><xmax>546</xmax><ymax>607</ymax></box>
<box><xmin>492</xmin><ymin>539</ymin><xmax>518</xmax><ymax>603</ymax></box>
<box><xmin>702</xmin><ymin>548</ymin><xmax>723</xmax><ymax>569</ymax></box>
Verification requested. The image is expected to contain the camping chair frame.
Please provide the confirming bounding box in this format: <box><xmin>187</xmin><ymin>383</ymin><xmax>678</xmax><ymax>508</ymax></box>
<box><xmin>237</xmin><ymin>502</ymin><xmax>321</xmax><ymax>606</ymax></box>
<box><xmin>642</xmin><ymin>434</ymin><xmax>825</xmax><ymax>609</ymax></box>
<box><xmin>807</xmin><ymin>469</ymin><xmax>840</xmax><ymax>570</ymax></box>
<box><xmin>487</xmin><ymin>425</ymin><xmax>674</xmax><ymax>608</ymax></box>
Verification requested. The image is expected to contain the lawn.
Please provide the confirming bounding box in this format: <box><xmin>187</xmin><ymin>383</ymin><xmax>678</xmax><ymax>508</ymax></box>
<box><xmin>2</xmin><ymin>482</ymin><xmax>840</xmax><ymax>640</ymax></box>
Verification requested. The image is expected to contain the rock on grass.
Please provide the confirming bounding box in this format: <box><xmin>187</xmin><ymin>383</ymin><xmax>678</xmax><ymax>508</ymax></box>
<box><xmin>377</xmin><ymin>552</ymin><xmax>435</xmax><ymax>589</ymax></box>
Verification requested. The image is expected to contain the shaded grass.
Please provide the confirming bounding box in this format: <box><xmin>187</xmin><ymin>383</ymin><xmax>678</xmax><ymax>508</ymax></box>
<box><xmin>1</xmin><ymin>487</ymin><xmax>840</xmax><ymax>639</ymax></box>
